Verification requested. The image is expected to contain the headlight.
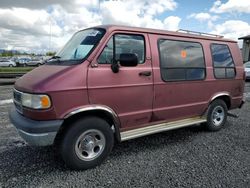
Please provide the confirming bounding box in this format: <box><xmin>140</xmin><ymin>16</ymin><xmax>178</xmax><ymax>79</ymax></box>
<box><xmin>21</xmin><ymin>93</ymin><xmax>51</xmax><ymax>109</ymax></box>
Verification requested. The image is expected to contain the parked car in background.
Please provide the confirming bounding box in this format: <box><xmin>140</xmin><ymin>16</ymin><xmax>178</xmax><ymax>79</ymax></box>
<box><xmin>244</xmin><ymin>61</ymin><xmax>250</xmax><ymax>80</ymax></box>
<box><xmin>18</xmin><ymin>57</ymin><xmax>31</xmax><ymax>66</ymax></box>
<box><xmin>11</xmin><ymin>57</ymin><xmax>19</xmax><ymax>63</ymax></box>
<box><xmin>18</xmin><ymin>57</ymin><xmax>44</xmax><ymax>66</ymax></box>
<box><xmin>0</xmin><ymin>59</ymin><xmax>16</xmax><ymax>67</ymax></box>
<box><xmin>28</xmin><ymin>58</ymin><xmax>44</xmax><ymax>66</ymax></box>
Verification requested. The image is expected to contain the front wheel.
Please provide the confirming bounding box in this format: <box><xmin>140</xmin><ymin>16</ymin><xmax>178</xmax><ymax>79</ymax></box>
<box><xmin>206</xmin><ymin>99</ymin><xmax>228</xmax><ymax>131</ymax></box>
<box><xmin>60</xmin><ymin>117</ymin><xmax>114</xmax><ymax>170</ymax></box>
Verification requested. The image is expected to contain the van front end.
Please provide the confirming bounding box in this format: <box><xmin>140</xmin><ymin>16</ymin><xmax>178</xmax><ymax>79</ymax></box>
<box><xmin>9</xmin><ymin>61</ymin><xmax>90</xmax><ymax>146</ymax></box>
<box><xmin>9</xmin><ymin>28</ymin><xmax>106</xmax><ymax>147</ymax></box>
<box><xmin>9</xmin><ymin>88</ymin><xmax>63</xmax><ymax>146</ymax></box>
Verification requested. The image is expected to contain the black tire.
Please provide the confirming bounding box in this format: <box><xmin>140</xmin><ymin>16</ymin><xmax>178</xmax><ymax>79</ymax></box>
<box><xmin>206</xmin><ymin>99</ymin><xmax>228</xmax><ymax>131</ymax></box>
<box><xmin>60</xmin><ymin>117</ymin><xmax>114</xmax><ymax>170</ymax></box>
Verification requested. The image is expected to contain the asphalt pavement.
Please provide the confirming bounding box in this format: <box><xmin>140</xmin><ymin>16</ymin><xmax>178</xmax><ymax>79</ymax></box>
<box><xmin>0</xmin><ymin>83</ymin><xmax>249</xmax><ymax>187</ymax></box>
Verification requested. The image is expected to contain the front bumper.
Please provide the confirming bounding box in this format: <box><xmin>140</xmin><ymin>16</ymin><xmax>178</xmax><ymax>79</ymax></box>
<box><xmin>9</xmin><ymin>107</ymin><xmax>63</xmax><ymax>146</ymax></box>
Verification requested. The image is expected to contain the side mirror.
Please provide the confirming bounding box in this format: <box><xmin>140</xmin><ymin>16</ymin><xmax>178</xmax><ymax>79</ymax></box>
<box><xmin>119</xmin><ymin>53</ymin><xmax>138</xmax><ymax>67</ymax></box>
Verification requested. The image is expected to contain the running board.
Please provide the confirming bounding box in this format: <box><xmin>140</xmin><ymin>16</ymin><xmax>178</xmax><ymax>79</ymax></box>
<box><xmin>120</xmin><ymin>117</ymin><xmax>207</xmax><ymax>141</ymax></box>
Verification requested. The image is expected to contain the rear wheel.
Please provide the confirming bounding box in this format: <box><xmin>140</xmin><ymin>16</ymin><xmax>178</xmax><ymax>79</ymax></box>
<box><xmin>60</xmin><ymin>117</ymin><xmax>114</xmax><ymax>170</ymax></box>
<box><xmin>206</xmin><ymin>99</ymin><xmax>228</xmax><ymax>131</ymax></box>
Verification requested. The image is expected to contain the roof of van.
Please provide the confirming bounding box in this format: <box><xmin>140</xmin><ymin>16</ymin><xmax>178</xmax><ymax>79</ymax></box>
<box><xmin>92</xmin><ymin>25</ymin><xmax>236</xmax><ymax>43</ymax></box>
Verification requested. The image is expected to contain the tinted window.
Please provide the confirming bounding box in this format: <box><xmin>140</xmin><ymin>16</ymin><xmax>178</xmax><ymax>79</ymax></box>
<box><xmin>98</xmin><ymin>34</ymin><xmax>145</xmax><ymax>64</ymax></box>
<box><xmin>159</xmin><ymin>39</ymin><xmax>205</xmax><ymax>81</ymax></box>
<box><xmin>211</xmin><ymin>44</ymin><xmax>235</xmax><ymax>79</ymax></box>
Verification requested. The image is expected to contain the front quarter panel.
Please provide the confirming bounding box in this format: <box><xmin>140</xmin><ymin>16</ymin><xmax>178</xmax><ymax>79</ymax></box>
<box><xmin>16</xmin><ymin>62</ymin><xmax>89</xmax><ymax>121</ymax></box>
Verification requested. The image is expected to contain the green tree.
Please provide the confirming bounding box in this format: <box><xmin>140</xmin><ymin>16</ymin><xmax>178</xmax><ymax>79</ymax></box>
<box><xmin>46</xmin><ymin>51</ymin><xmax>56</xmax><ymax>56</ymax></box>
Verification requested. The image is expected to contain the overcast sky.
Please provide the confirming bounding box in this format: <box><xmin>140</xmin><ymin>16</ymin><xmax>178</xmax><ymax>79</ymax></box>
<box><xmin>0</xmin><ymin>0</ymin><xmax>249</xmax><ymax>53</ymax></box>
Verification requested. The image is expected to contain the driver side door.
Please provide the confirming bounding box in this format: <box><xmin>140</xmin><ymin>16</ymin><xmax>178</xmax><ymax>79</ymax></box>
<box><xmin>88</xmin><ymin>32</ymin><xmax>153</xmax><ymax>131</ymax></box>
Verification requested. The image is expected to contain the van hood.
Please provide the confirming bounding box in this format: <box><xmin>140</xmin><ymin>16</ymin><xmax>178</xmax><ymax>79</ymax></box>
<box><xmin>15</xmin><ymin>64</ymin><xmax>87</xmax><ymax>93</ymax></box>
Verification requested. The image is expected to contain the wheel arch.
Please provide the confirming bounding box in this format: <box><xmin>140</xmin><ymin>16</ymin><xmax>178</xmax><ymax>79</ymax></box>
<box><xmin>56</xmin><ymin>105</ymin><xmax>121</xmax><ymax>143</ymax></box>
<box><xmin>210</xmin><ymin>92</ymin><xmax>231</xmax><ymax>109</ymax></box>
<box><xmin>202</xmin><ymin>92</ymin><xmax>231</xmax><ymax>118</ymax></box>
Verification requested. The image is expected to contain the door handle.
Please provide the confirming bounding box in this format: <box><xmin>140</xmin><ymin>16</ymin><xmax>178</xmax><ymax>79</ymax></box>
<box><xmin>139</xmin><ymin>71</ymin><xmax>152</xmax><ymax>77</ymax></box>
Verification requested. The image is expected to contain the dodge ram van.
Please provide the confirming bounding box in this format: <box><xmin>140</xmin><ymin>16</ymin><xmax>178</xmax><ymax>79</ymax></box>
<box><xmin>9</xmin><ymin>25</ymin><xmax>245</xmax><ymax>170</ymax></box>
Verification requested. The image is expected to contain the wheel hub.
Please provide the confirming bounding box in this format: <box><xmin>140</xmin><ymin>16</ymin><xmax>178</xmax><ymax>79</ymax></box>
<box><xmin>75</xmin><ymin>129</ymin><xmax>106</xmax><ymax>161</ymax></box>
<box><xmin>82</xmin><ymin>136</ymin><xmax>95</xmax><ymax>151</ymax></box>
<box><xmin>212</xmin><ymin>106</ymin><xmax>225</xmax><ymax>126</ymax></box>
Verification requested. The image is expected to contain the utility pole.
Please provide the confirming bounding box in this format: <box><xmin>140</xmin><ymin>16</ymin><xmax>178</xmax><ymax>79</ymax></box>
<box><xmin>49</xmin><ymin>17</ymin><xmax>52</xmax><ymax>52</ymax></box>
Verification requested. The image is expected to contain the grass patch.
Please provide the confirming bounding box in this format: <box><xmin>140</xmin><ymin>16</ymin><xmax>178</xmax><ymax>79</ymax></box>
<box><xmin>0</xmin><ymin>67</ymin><xmax>34</xmax><ymax>73</ymax></box>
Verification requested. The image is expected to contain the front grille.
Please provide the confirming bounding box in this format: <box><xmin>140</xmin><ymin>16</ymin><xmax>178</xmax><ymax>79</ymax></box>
<box><xmin>14</xmin><ymin>102</ymin><xmax>23</xmax><ymax>113</ymax></box>
<box><xmin>13</xmin><ymin>89</ymin><xmax>21</xmax><ymax>102</ymax></box>
<box><xmin>13</xmin><ymin>89</ymin><xmax>23</xmax><ymax>114</ymax></box>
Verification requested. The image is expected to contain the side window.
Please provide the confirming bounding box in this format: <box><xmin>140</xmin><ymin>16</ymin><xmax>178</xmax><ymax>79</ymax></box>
<box><xmin>98</xmin><ymin>38</ymin><xmax>113</xmax><ymax>64</ymax></box>
<box><xmin>98</xmin><ymin>34</ymin><xmax>145</xmax><ymax>64</ymax></box>
<box><xmin>211</xmin><ymin>44</ymin><xmax>235</xmax><ymax>79</ymax></box>
<box><xmin>158</xmin><ymin>39</ymin><xmax>205</xmax><ymax>81</ymax></box>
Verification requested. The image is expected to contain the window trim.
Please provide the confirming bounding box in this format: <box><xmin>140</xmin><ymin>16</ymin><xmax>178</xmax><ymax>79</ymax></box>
<box><xmin>157</xmin><ymin>38</ymin><xmax>206</xmax><ymax>82</ymax></box>
<box><xmin>210</xmin><ymin>43</ymin><xmax>236</xmax><ymax>79</ymax></box>
<box><xmin>97</xmin><ymin>33</ymin><xmax>146</xmax><ymax>65</ymax></box>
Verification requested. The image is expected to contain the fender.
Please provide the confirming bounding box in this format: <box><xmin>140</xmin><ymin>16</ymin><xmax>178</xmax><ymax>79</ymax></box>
<box><xmin>202</xmin><ymin>92</ymin><xmax>231</xmax><ymax>118</ymax></box>
<box><xmin>64</xmin><ymin>105</ymin><xmax>121</xmax><ymax>141</ymax></box>
<box><xmin>210</xmin><ymin>92</ymin><xmax>231</xmax><ymax>103</ymax></box>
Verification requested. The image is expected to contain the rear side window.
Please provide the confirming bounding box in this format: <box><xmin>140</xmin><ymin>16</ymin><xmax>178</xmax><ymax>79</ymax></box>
<box><xmin>211</xmin><ymin>44</ymin><xmax>235</xmax><ymax>79</ymax></box>
<box><xmin>158</xmin><ymin>39</ymin><xmax>205</xmax><ymax>81</ymax></box>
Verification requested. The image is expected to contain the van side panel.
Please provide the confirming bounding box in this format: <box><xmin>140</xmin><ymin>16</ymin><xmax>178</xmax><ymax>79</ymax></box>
<box><xmin>149</xmin><ymin>34</ymin><xmax>244</xmax><ymax>123</ymax></box>
<box><xmin>149</xmin><ymin>34</ymin><xmax>208</xmax><ymax>122</ymax></box>
<box><xmin>226</xmin><ymin>42</ymin><xmax>245</xmax><ymax>108</ymax></box>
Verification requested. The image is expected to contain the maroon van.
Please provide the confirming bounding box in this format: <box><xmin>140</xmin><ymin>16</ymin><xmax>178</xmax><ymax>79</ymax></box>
<box><xmin>9</xmin><ymin>25</ymin><xmax>245</xmax><ymax>170</ymax></box>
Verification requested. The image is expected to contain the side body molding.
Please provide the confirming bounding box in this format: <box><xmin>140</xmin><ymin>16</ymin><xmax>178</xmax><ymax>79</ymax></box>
<box><xmin>64</xmin><ymin>105</ymin><xmax>121</xmax><ymax>141</ymax></box>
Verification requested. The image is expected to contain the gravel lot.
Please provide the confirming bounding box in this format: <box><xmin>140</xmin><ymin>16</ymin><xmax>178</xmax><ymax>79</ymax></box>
<box><xmin>0</xmin><ymin>83</ymin><xmax>249</xmax><ymax>187</ymax></box>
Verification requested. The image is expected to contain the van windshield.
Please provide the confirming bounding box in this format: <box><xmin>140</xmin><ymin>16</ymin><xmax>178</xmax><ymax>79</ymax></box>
<box><xmin>50</xmin><ymin>28</ymin><xmax>105</xmax><ymax>64</ymax></box>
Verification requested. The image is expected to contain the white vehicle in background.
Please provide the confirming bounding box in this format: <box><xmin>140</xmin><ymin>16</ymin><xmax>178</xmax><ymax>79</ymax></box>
<box><xmin>244</xmin><ymin>61</ymin><xmax>250</xmax><ymax>80</ymax></box>
<box><xmin>18</xmin><ymin>57</ymin><xmax>44</xmax><ymax>66</ymax></box>
<box><xmin>0</xmin><ymin>59</ymin><xmax>16</xmax><ymax>67</ymax></box>
<box><xmin>18</xmin><ymin>57</ymin><xmax>31</xmax><ymax>66</ymax></box>
<box><xmin>28</xmin><ymin>58</ymin><xmax>44</xmax><ymax>66</ymax></box>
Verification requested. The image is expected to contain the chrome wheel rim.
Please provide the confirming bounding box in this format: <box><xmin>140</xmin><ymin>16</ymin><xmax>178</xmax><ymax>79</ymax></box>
<box><xmin>212</xmin><ymin>106</ymin><xmax>225</xmax><ymax>126</ymax></box>
<box><xmin>75</xmin><ymin>129</ymin><xmax>106</xmax><ymax>161</ymax></box>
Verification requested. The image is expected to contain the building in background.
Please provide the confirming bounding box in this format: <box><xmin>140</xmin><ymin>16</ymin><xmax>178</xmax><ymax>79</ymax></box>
<box><xmin>239</xmin><ymin>35</ymin><xmax>250</xmax><ymax>63</ymax></box>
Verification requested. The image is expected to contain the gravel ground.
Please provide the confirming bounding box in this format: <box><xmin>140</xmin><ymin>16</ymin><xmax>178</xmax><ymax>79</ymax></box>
<box><xmin>0</xmin><ymin>83</ymin><xmax>249</xmax><ymax>188</ymax></box>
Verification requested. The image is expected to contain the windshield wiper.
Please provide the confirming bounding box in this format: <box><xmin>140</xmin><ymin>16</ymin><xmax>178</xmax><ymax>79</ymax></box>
<box><xmin>49</xmin><ymin>55</ymin><xmax>61</xmax><ymax>60</ymax></box>
<box><xmin>45</xmin><ymin>55</ymin><xmax>61</xmax><ymax>64</ymax></box>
